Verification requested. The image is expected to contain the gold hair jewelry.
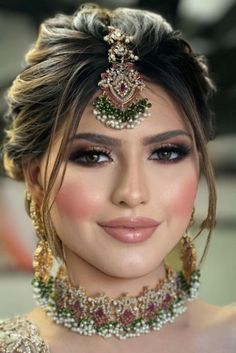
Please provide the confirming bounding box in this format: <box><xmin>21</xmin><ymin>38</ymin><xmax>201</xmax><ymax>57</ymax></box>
<box><xmin>181</xmin><ymin>208</ymin><xmax>197</xmax><ymax>282</ymax></box>
<box><xmin>93</xmin><ymin>26</ymin><xmax>152</xmax><ymax>129</ymax></box>
<box><xmin>28</xmin><ymin>193</ymin><xmax>53</xmax><ymax>282</ymax></box>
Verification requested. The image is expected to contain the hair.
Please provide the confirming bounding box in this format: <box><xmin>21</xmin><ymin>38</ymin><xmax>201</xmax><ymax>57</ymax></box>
<box><xmin>1</xmin><ymin>3</ymin><xmax>216</xmax><ymax>263</ymax></box>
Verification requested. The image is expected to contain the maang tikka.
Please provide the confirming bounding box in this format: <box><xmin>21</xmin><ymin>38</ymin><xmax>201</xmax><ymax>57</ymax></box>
<box><xmin>93</xmin><ymin>26</ymin><xmax>152</xmax><ymax>129</ymax></box>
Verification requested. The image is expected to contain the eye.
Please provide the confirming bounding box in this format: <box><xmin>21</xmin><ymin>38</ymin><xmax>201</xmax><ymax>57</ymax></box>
<box><xmin>68</xmin><ymin>147</ymin><xmax>112</xmax><ymax>166</ymax></box>
<box><xmin>149</xmin><ymin>144</ymin><xmax>191</xmax><ymax>163</ymax></box>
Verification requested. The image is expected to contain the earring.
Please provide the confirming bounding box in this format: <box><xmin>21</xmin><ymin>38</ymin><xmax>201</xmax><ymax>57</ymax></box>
<box><xmin>181</xmin><ymin>208</ymin><xmax>197</xmax><ymax>282</ymax></box>
<box><xmin>33</xmin><ymin>239</ymin><xmax>53</xmax><ymax>282</ymax></box>
<box><xmin>27</xmin><ymin>192</ymin><xmax>53</xmax><ymax>282</ymax></box>
<box><xmin>55</xmin><ymin>245</ymin><xmax>69</xmax><ymax>282</ymax></box>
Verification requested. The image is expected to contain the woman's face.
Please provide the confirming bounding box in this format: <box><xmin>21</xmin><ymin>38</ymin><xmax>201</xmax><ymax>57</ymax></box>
<box><xmin>37</xmin><ymin>83</ymin><xmax>200</xmax><ymax>279</ymax></box>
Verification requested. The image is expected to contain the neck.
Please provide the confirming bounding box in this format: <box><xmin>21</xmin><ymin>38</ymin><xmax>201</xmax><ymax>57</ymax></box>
<box><xmin>32</xmin><ymin>249</ymin><xmax>200</xmax><ymax>339</ymax></box>
<box><xmin>63</xmin><ymin>247</ymin><xmax>167</xmax><ymax>298</ymax></box>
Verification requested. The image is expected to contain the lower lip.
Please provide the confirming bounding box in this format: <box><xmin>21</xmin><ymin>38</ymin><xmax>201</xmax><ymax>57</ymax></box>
<box><xmin>99</xmin><ymin>226</ymin><xmax>158</xmax><ymax>243</ymax></box>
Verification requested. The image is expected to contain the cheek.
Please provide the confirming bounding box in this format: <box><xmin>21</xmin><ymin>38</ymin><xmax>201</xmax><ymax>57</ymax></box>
<box><xmin>168</xmin><ymin>176</ymin><xmax>198</xmax><ymax>217</ymax></box>
<box><xmin>55</xmin><ymin>179</ymin><xmax>102</xmax><ymax>221</ymax></box>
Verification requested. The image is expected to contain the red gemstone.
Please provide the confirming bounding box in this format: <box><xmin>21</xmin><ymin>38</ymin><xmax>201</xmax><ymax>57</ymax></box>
<box><xmin>164</xmin><ymin>293</ymin><xmax>172</xmax><ymax>302</ymax></box>
<box><xmin>101</xmin><ymin>72</ymin><xmax>108</xmax><ymax>79</ymax></box>
<box><xmin>55</xmin><ymin>282</ymin><xmax>64</xmax><ymax>308</ymax></box>
<box><xmin>94</xmin><ymin>307</ymin><xmax>108</xmax><ymax>326</ymax></box>
<box><xmin>73</xmin><ymin>300</ymin><xmax>81</xmax><ymax>310</ymax></box>
<box><xmin>144</xmin><ymin>303</ymin><xmax>157</xmax><ymax>320</ymax></box>
<box><xmin>56</xmin><ymin>296</ymin><xmax>64</xmax><ymax>308</ymax></box>
<box><xmin>161</xmin><ymin>293</ymin><xmax>172</xmax><ymax>310</ymax></box>
<box><xmin>73</xmin><ymin>300</ymin><xmax>83</xmax><ymax>320</ymax></box>
<box><xmin>120</xmin><ymin>82</ymin><xmax>127</xmax><ymax>92</ymax></box>
<box><xmin>120</xmin><ymin>309</ymin><xmax>135</xmax><ymax>326</ymax></box>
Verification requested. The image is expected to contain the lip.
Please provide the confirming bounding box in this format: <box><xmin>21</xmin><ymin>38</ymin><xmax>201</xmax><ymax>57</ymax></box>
<box><xmin>98</xmin><ymin>217</ymin><xmax>160</xmax><ymax>244</ymax></box>
<box><xmin>98</xmin><ymin>217</ymin><xmax>160</xmax><ymax>228</ymax></box>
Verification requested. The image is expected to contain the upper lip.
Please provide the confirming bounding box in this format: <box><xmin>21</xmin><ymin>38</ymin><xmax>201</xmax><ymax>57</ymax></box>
<box><xmin>98</xmin><ymin>217</ymin><xmax>160</xmax><ymax>228</ymax></box>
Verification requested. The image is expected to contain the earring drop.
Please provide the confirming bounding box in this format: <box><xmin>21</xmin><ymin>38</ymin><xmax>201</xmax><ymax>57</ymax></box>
<box><xmin>28</xmin><ymin>192</ymin><xmax>53</xmax><ymax>282</ymax></box>
<box><xmin>181</xmin><ymin>208</ymin><xmax>197</xmax><ymax>282</ymax></box>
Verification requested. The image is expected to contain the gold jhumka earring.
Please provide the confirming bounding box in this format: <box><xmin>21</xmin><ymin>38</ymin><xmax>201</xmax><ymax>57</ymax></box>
<box><xmin>26</xmin><ymin>191</ymin><xmax>53</xmax><ymax>283</ymax></box>
<box><xmin>180</xmin><ymin>208</ymin><xmax>197</xmax><ymax>282</ymax></box>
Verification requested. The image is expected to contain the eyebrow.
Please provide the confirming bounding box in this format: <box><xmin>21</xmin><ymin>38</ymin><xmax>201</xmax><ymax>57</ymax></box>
<box><xmin>70</xmin><ymin>130</ymin><xmax>192</xmax><ymax>146</ymax></box>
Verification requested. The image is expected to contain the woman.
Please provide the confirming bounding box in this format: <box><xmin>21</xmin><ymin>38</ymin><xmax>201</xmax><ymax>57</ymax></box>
<box><xmin>0</xmin><ymin>3</ymin><xmax>235</xmax><ymax>352</ymax></box>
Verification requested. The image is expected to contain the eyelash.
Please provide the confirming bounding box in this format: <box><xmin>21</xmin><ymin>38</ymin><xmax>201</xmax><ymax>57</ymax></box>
<box><xmin>68</xmin><ymin>144</ymin><xmax>192</xmax><ymax>167</ymax></box>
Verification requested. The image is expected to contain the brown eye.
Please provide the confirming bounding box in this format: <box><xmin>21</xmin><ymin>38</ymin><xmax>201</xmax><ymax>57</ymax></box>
<box><xmin>149</xmin><ymin>145</ymin><xmax>191</xmax><ymax>163</ymax></box>
<box><xmin>85</xmin><ymin>152</ymin><xmax>100</xmax><ymax>163</ymax></box>
<box><xmin>69</xmin><ymin>148</ymin><xmax>112</xmax><ymax>166</ymax></box>
<box><xmin>158</xmin><ymin>150</ymin><xmax>172</xmax><ymax>160</ymax></box>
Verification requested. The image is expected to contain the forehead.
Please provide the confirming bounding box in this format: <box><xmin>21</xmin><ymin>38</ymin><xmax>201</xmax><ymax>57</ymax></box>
<box><xmin>76</xmin><ymin>82</ymin><xmax>191</xmax><ymax>140</ymax></box>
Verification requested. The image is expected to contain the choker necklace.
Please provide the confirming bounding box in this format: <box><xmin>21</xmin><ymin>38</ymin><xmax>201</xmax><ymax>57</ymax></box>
<box><xmin>32</xmin><ymin>266</ymin><xmax>200</xmax><ymax>340</ymax></box>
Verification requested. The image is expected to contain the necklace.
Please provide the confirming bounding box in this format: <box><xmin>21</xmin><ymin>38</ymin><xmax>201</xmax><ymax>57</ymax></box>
<box><xmin>32</xmin><ymin>266</ymin><xmax>200</xmax><ymax>340</ymax></box>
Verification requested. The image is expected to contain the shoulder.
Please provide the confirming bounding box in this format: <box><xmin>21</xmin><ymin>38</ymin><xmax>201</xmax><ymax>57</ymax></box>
<box><xmin>219</xmin><ymin>302</ymin><xmax>236</xmax><ymax>337</ymax></box>
<box><xmin>191</xmin><ymin>299</ymin><xmax>236</xmax><ymax>326</ymax></box>
<box><xmin>187</xmin><ymin>299</ymin><xmax>236</xmax><ymax>351</ymax></box>
<box><xmin>0</xmin><ymin>316</ymin><xmax>50</xmax><ymax>353</ymax></box>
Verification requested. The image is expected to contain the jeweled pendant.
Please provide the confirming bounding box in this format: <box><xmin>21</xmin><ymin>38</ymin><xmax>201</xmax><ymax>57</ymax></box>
<box><xmin>93</xmin><ymin>26</ymin><xmax>152</xmax><ymax>129</ymax></box>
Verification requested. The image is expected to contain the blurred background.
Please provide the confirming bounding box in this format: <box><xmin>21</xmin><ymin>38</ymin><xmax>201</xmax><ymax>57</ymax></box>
<box><xmin>0</xmin><ymin>0</ymin><xmax>235</xmax><ymax>319</ymax></box>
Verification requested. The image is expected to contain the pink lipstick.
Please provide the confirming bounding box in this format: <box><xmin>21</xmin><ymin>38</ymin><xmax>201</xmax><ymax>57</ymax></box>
<box><xmin>98</xmin><ymin>217</ymin><xmax>160</xmax><ymax>243</ymax></box>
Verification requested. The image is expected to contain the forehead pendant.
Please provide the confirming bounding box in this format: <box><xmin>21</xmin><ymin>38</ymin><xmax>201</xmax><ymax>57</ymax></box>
<box><xmin>93</xmin><ymin>26</ymin><xmax>152</xmax><ymax>129</ymax></box>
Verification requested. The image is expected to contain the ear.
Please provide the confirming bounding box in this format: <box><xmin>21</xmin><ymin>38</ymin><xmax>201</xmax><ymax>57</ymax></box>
<box><xmin>23</xmin><ymin>159</ymin><xmax>44</xmax><ymax>207</ymax></box>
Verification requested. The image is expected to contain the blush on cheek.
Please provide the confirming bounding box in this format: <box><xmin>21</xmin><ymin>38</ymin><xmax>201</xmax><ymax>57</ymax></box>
<box><xmin>55</xmin><ymin>181</ymin><xmax>99</xmax><ymax>221</ymax></box>
<box><xmin>169</xmin><ymin>177</ymin><xmax>198</xmax><ymax>218</ymax></box>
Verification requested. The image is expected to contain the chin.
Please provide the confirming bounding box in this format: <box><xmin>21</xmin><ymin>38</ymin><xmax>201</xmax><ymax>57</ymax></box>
<box><xmin>95</xmin><ymin>256</ymin><xmax>162</xmax><ymax>279</ymax></box>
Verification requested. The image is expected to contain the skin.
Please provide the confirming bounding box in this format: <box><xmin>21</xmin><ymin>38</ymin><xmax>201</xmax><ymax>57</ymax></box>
<box><xmin>25</xmin><ymin>83</ymin><xmax>236</xmax><ymax>352</ymax></box>
<box><xmin>27</xmin><ymin>82</ymin><xmax>199</xmax><ymax>296</ymax></box>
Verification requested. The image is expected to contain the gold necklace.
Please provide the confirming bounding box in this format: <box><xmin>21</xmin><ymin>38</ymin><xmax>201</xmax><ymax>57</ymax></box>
<box><xmin>32</xmin><ymin>265</ymin><xmax>200</xmax><ymax>339</ymax></box>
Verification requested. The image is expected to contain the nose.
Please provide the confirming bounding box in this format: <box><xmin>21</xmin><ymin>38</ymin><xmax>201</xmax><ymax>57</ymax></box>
<box><xmin>111</xmin><ymin>161</ymin><xmax>149</xmax><ymax>208</ymax></box>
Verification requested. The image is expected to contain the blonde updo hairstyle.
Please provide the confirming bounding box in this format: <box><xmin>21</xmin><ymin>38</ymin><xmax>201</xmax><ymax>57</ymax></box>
<box><xmin>1</xmin><ymin>3</ymin><xmax>216</xmax><ymax>262</ymax></box>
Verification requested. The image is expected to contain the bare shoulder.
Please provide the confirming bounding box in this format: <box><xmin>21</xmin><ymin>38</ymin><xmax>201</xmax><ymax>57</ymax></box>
<box><xmin>187</xmin><ymin>299</ymin><xmax>236</xmax><ymax>326</ymax></box>
<box><xmin>186</xmin><ymin>299</ymin><xmax>236</xmax><ymax>352</ymax></box>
